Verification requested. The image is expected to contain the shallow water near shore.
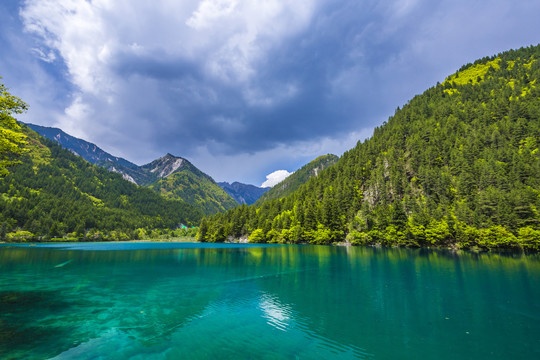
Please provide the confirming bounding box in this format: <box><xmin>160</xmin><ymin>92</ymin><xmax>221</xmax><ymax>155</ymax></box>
<box><xmin>1</xmin><ymin>242</ymin><xmax>539</xmax><ymax>359</ymax></box>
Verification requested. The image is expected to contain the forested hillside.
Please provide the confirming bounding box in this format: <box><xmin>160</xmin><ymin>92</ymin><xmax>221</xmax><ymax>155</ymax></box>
<box><xmin>200</xmin><ymin>45</ymin><xmax>540</xmax><ymax>250</ymax></box>
<box><xmin>256</xmin><ymin>154</ymin><xmax>339</xmax><ymax>204</ymax></box>
<box><xmin>0</xmin><ymin>125</ymin><xmax>202</xmax><ymax>241</ymax></box>
<box><xmin>26</xmin><ymin>124</ymin><xmax>237</xmax><ymax>214</ymax></box>
<box><xmin>147</xmin><ymin>156</ymin><xmax>238</xmax><ymax>214</ymax></box>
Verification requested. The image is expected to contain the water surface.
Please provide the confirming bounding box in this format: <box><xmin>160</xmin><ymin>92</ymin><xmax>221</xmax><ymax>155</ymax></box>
<box><xmin>1</xmin><ymin>243</ymin><xmax>539</xmax><ymax>359</ymax></box>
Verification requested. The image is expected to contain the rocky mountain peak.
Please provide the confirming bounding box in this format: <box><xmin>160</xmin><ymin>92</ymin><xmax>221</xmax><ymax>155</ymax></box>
<box><xmin>144</xmin><ymin>153</ymin><xmax>187</xmax><ymax>179</ymax></box>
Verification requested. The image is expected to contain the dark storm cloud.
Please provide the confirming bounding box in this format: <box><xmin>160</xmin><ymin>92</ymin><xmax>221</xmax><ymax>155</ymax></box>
<box><xmin>112</xmin><ymin>51</ymin><xmax>203</xmax><ymax>81</ymax></box>
<box><xmin>103</xmin><ymin>1</ymin><xmax>399</xmax><ymax>155</ymax></box>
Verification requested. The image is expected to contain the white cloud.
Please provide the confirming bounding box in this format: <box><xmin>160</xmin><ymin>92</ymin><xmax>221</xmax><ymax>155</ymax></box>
<box><xmin>21</xmin><ymin>0</ymin><xmax>111</xmax><ymax>93</ymax></box>
<box><xmin>186</xmin><ymin>0</ymin><xmax>239</xmax><ymax>30</ymax></box>
<box><xmin>30</xmin><ymin>47</ymin><xmax>56</xmax><ymax>62</ymax></box>
<box><xmin>261</xmin><ymin>170</ymin><xmax>293</xmax><ymax>188</ymax></box>
<box><xmin>60</xmin><ymin>94</ymin><xmax>92</xmax><ymax>137</ymax></box>
<box><xmin>20</xmin><ymin>0</ymin><xmax>317</xmax><ymax>96</ymax></box>
<box><xmin>189</xmin><ymin>0</ymin><xmax>317</xmax><ymax>85</ymax></box>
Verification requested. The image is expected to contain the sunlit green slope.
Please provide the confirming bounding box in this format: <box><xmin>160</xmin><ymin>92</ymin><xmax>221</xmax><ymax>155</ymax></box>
<box><xmin>200</xmin><ymin>44</ymin><xmax>540</xmax><ymax>250</ymax></box>
<box><xmin>147</xmin><ymin>159</ymin><xmax>238</xmax><ymax>215</ymax></box>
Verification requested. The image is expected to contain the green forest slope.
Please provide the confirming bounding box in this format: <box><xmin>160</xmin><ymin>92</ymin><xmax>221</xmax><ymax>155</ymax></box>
<box><xmin>200</xmin><ymin>45</ymin><xmax>540</xmax><ymax>250</ymax></box>
<box><xmin>148</xmin><ymin>164</ymin><xmax>238</xmax><ymax>215</ymax></box>
<box><xmin>256</xmin><ymin>154</ymin><xmax>339</xmax><ymax>204</ymax></box>
<box><xmin>0</xmin><ymin>125</ymin><xmax>202</xmax><ymax>241</ymax></box>
<box><xmin>25</xmin><ymin>124</ymin><xmax>238</xmax><ymax>215</ymax></box>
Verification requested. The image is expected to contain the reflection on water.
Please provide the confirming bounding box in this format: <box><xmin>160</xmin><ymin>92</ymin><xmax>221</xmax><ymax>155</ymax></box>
<box><xmin>0</xmin><ymin>243</ymin><xmax>539</xmax><ymax>359</ymax></box>
<box><xmin>259</xmin><ymin>294</ymin><xmax>292</xmax><ymax>331</ymax></box>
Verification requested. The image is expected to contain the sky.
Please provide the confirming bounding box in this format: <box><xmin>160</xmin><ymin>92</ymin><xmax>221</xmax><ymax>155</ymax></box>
<box><xmin>1</xmin><ymin>0</ymin><xmax>539</xmax><ymax>186</ymax></box>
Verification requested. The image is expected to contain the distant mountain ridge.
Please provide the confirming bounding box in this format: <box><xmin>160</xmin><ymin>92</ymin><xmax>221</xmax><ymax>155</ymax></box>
<box><xmin>26</xmin><ymin>123</ymin><xmax>237</xmax><ymax>214</ymax></box>
<box><xmin>25</xmin><ymin>123</ymin><xmax>137</xmax><ymax>169</ymax></box>
<box><xmin>218</xmin><ymin>182</ymin><xmax>269</xmax><ymax>205</ymax></box>
<box><xmin>24</xmin><ymin>123</ymin><xmax>150</xmax><ymax>184</ymax></box>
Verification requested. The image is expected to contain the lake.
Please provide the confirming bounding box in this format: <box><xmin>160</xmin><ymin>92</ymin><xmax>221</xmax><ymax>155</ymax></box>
<box><xmin>1</xmin><ymin>243</ymin><xmax>539</xmax><ymax>359</ymax></box>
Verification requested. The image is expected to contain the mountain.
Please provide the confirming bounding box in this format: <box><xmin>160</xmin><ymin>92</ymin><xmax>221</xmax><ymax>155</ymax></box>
<box><xmin>255</xmin><ymin>154</ymin><xmax>339</xmax><ymax>204</ymax></box>
<box><xmin>141</xmin><ymin>153</ymin><xmax>189</xmax><ymax>180</ymax></box>
<box><xmin>145</xmin><ymin>154</ymin><xmax>238</xmax><ymax>214</ymax></box>
<box><xmin>218</xmin><ymin>182</ymin><xmax>269</xmax><ymax>205</ymax></box>
<box><xmin>24</xmin><ymin>123</ymin><xmax>136</xmax><ymax>168</ymax></box>
<box><xmin>200</xmin><ymin>44</ymin><xmax>540</xmax><ymax>251</ymax></box>
<box><xmin>0</xmin><ymin>124</ymin><xmax>203</xmax><ymax>241</ymax></box>
<box><xmin>26</xmin><ymin>124</ymin><xmax>237</xmax><ymax>214</ymax></box>
<box><xmin>24</xmin><ymin>123</ymin><xmax>154</xmax><ymax>184</ymax></box>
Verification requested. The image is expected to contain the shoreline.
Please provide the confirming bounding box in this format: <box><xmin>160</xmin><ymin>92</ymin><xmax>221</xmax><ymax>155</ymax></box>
<box><xmin>1</xmin><ymin>238</ymin><xmax>537</xmax><ymax>254</ymax></box>
<box><xmin>0</xmin><ymin>237</ymin><xmax>199</xmax><ymax>244</ymax></box>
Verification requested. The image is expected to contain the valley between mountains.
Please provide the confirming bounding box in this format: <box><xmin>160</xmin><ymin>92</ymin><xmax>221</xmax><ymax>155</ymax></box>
<box><xmin>1</xmin><ymin>44</ymin><xmax>539</xmax><ymax>250</ymax></box>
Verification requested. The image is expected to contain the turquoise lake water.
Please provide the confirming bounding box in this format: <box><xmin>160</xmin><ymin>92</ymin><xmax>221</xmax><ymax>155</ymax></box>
<box><xmin>1</xmin><ymin>243</ymin><xmax>539</xmax><ymax>359</ymax></box>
